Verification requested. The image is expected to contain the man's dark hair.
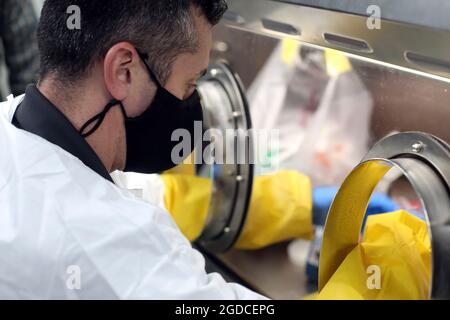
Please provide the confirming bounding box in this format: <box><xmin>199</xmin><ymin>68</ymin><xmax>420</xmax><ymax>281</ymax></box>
<box><xmin>37</xmin><ymin>0</ymin><xmax>228</xmax><ymax>85</ymax></box>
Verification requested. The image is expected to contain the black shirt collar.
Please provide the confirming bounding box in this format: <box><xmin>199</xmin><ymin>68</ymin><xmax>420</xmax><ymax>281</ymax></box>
<box><xmin>12</xmin><ymin>85</ymin><xmax>113</xmax><ymax>183</ymax></box>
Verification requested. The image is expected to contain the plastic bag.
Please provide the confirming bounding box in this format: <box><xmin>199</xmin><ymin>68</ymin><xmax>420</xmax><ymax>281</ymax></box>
<box><xmin>248</xmin><ymin>41</ymin><xmax>373</xmax><ymax>186</ymax></box>
<box><xmin>291</xmin><ymin>65</ymin><xmax>373</xmax><ymax>186</ymax></box>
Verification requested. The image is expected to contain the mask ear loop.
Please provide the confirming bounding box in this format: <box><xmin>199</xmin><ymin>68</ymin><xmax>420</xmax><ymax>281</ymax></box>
<box><xmin>80</xmin><ymin>99</ymin><xmax>122</xmax><ymax>138</ymax></box>
<box><xmin>79</xmin><ymin>49</ymin><xmax>154</xmax><ymax>139</ymax></box>
<box><xmin>136</xmin><ymin>49</ymin><xmax>163</xmax><ymax>89</ymax></box>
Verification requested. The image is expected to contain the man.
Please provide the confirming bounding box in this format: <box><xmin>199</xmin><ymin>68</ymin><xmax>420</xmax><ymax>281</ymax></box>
<box><xmin>0</xmin><ymin>0</ymin><xmax>39</xmax><ymax>100</ymax></box>
<box><xmin>0</xmin><ymin>0</ymin><xmax>266</xmax><ymax>299</ymax></box>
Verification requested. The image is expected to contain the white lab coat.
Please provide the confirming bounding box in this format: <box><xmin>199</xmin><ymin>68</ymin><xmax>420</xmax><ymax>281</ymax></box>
<box><xmin>0</xmin><ymin>95</ymin><xmax>266</xmax><ymax>299</ymax></box>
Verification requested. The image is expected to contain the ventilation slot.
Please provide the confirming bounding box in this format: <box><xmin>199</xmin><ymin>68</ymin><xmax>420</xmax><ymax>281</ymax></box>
<box><xmin>324</xmin><ymin>33</ymin><xmax>372</xmax><ymax>53</ymax></box>
<box><xmin>405</xmin><ymin>51</ymin><xmax>450</xmax><ymax>77</ymax></box>
<box><xmin>262</xmin><ymin>18</ymin><xmax>300</xmax><ymax>36</ymax></box>
<box><xmin>223</xmin><ymin>11</ymin><xmax>246</xmax><ymax>25</ymax></box>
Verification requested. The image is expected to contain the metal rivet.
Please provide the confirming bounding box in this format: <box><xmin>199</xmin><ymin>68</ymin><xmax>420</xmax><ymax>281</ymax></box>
<box><xmin>224</xmin><ymin>227</ymin><xmax>231</xmax><ymax>234</ymax></box>
<box><xmin>236</xmin><ymin>175</ymin><xmax>244</xmax><ymax>182</ymax></box>
<box><xmin>229</xmin><ymin>111</ymin><xmax>242</xmax><ymax>122</ymax></box>
<box><xmin>210</xmin><ymin>69</ymin><xmax>218</xmax><ymax>76</ymax></box>
<box><xmin>232</xmin><ymin>111</ymin><xmax>242</xmax><ymax>118</ymax></box>
<box><xmin>412</xmin><ymin>141</ymin><xmax>424</xmax><ymax>153</ymax></box>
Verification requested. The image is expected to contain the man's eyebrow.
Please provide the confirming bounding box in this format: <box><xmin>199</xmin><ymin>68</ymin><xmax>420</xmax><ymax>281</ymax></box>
<box><xmin>198</xmin><ymin>69</ymin><xmax>208</xmax><ymax>78</ymax></box>
<box><xmin>188</xmin><ymin>69</ymin><xmax>208</xmax><ymax>82</ymax></box>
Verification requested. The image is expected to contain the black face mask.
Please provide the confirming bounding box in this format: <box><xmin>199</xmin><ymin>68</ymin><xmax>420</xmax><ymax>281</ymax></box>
<box><xmin>79</xmin><ymin>50</ymin><xmax>204</xmax><ymax>174</ymax></box>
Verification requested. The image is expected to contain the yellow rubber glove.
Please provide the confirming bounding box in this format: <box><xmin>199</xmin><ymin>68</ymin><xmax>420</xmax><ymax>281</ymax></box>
<box><xmin>161</xmin><ymin>174</ymin><xmax>211</xmax><ymax>242</ymax></box>
<box><xmin>235</xmin><ymin>171</ymin><xmax>314</xmax><ymax>249</ymax></box>
<box><xmin>317</xmin><ymin>210</ymin><xmax>431</xmax><ymax>300</ymax></box>
<box><xmin>161</xmin><ymin>170</ymin><xmax>314</xmax><ymax>249</ymax></box>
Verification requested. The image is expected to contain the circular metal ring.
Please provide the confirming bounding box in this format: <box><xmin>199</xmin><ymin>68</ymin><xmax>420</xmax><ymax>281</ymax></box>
<box><xmin>364</xmin><ymin>131</ymin><xmax>450</xmax><ymax>191</ymax></box>
<box><xmin>195</xmin><ymin>62</ymin><xmax>254</xmax><ymax>253</ymax></box>
<box><xmin>319</xmin><ymin>132</ymin><xmax>450</xmax><ymax>299</ymax></box>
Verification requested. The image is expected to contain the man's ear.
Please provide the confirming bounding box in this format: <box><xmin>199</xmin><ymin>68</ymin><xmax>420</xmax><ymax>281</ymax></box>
<box><xmin>103</xmin><ymin>42</ymin><xmax>140</xmax><ymax>101</ymax></box>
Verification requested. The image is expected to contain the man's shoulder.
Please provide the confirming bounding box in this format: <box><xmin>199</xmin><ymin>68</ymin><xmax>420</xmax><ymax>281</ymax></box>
<box><xmin>1</xmin><ymin>93</ymin><xmax>175</xmax><ymax>233</ymax></box>
<box><xmin>0</xmin><ymin>94</ymin><xmax>24</xmax><ymax>122</ymax></box>
<box><xmin>0</xmin><ymin>112</ymin><xmax>194</xmax><ymax>298</ymax></box>
<box><xmin>0</xmin><ymin>110</ymin><xmax>183</xmax><ymax>248</ymax></box>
